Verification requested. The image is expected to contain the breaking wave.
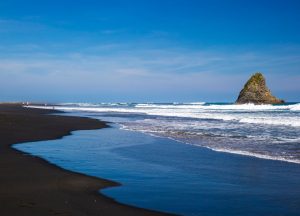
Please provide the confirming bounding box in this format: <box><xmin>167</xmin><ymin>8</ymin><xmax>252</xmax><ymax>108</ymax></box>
<box><xmin>25</xmin><ymin>102</ymin><xmax>300</xmax><ymax>164</ymax></box>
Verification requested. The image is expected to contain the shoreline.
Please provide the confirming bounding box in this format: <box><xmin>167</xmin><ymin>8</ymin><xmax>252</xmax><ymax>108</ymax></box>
<box><xmin>0</xmin><ymin>104</ymin><xmax>172</xmax><ymax>216</ymax></box>
<box><xmin>26</xmin><ymin>103</ymin><xmax>300</xmax><ymax>165</ymax></box>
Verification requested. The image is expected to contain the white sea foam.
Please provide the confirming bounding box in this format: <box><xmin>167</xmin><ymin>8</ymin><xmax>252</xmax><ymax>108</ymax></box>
<box><xmin>121</xmin><ymin>123</ymin><xmax>300</xmax><ymax>164</ymax></box>
<box><xmin>54</xmin><ymin>102</ymin><xmax>300</xmax><ymax>111</ymax></box>
<box><xmin>239</xmin><ymin>117</ymin><xmax>300</xmax><ymax>127</ymax></box>
<box><xmin>59</xmin><ymin>102</ymin><xmax>130</xmax><ymax>107</ymax></box>
<box><xmin>135</xmin><ymin>104</ymin><xmax>206</xmax><ymax>109</ymax></box>
<box><xmin>184</xmin><ymin>102</ymin><xmax>206</xmax><ymax>105</ymax></box>
<box><xmin>26</xmin><ymin>102</ymin><xmax>300</xmax><ymax>127</ymax></box>
<box><xmin>200</xmin><ymin>103</ymin><xmax>280</xmax><ymax>110</ymax></box>
<box><xmin>290</xmin><ymin>103</ymin><xmax>300</xmax><ymax>111</ymax></box>
<box><xmin>26</xmin><ymin>105</ymin><xmax>53</xmax><ymax>109</ymax></box>
<box><xmin>25</xmin><ymin>102</ymin><xmax>300</xmax><ymax>164</ymax></box>
<box><xmin>134</xmin><ymin>102</ymin><xmax>300</xmax><ymax>112</ymax></box>
<box><xmin>206</xmin><ymin>147</ymin><xmax>300</xmax><ymax>164</ymax></box>
<box><xmin>59</xmin><ymin>102</ymin><xmax>98</xmax><ymax>107</ymax></box>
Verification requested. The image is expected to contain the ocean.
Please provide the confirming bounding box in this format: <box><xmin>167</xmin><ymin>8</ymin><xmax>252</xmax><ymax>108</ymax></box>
<box><xmin>29</xmin><ymin>102</ymin><xmax>300</xmax><ymax>163</ymax></box>
<box><xmin>14</xmin><ymin>102</ymin><xmax>300</xmax><ymax>215</ymax></box>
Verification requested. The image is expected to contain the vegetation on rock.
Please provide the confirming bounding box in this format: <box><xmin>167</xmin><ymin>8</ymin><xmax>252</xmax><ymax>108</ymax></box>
<box><xmin>236</xmin><ymin>72</ymin><xmax>284</xmax><ymax>104</ymax></box>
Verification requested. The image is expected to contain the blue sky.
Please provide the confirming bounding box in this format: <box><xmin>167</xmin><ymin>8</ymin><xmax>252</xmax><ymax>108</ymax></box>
<box><xmin>0</xmin><ymin>0</ymin><xmax>299</xmax><ymax>102</ymax></box>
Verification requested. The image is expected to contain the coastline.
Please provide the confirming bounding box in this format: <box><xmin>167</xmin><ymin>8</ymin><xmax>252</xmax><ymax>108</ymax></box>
<box><xmin>0</xmin><ymin>104</ymin><xmax>171</xmax><ymax>216</ymax></box>
<box><xmin>14</xmin><ymin>116</ymin><xmax>300</xmax><ymax>216</ymax></box>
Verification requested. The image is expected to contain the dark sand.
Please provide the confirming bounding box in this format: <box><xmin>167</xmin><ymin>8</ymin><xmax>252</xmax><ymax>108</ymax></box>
<box><xmin>0</xmin><ymin>104</ymin><xmax>171</xmax><ymax>216</ymax></box>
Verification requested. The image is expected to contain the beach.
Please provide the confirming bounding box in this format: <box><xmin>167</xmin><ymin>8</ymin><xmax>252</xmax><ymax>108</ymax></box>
<box><xmin>1</xmin><ymin>1</ymin><xmax>299</xmax><ymax>215</ymax></box>
<box><xmin>0</xmin><ymin>104</ymin><xmax>170</xmax><ymax>216</ymax></box>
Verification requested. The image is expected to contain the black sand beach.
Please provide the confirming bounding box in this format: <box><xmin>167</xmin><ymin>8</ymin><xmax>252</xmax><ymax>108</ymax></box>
<box><xmin>0</xmin><ymin>104</ymin><xmax>171</xmax><ymax>216</ymax></box>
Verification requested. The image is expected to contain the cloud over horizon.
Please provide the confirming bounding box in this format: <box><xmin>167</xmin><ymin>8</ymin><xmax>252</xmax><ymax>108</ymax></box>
<box><xmin>1</xmin><ymin>42</ymin><xmax>299</xmax><ymax>102</ymax></box>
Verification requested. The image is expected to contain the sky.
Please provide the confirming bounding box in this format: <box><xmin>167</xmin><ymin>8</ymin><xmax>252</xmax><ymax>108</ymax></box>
<box><xmin>0</xmin><ymin>0</ymin><xmax>299</xmax><ymax>102</ymax></box>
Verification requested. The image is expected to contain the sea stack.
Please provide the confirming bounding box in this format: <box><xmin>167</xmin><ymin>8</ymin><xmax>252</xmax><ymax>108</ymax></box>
<box><xmin>236</xmin><ymin>72</ymin><xmax>284</xmax><ymax>104</ymax></box>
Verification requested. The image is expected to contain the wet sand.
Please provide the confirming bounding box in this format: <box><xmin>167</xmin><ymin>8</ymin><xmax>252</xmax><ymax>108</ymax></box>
<box><xmin>0</xmin><ymin>104</ymin><xmax>171</xmax><ymax>216</ymax></box>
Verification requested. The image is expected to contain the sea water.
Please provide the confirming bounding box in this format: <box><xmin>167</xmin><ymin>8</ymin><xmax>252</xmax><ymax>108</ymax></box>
<box><xmin>28</xmin><ymin>102</ymin><xmax>300</xmax><ymax>164</ymax></box>
<box><xmin>14</xmin><ymin>102</ymin><xmax>300</xmax><ymax>215</ymax></box>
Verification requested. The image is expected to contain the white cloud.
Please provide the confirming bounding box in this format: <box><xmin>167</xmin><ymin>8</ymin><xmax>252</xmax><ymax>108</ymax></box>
<box><xmin>0</xmin><ymin>44</ymin><xmax>299</xmax><ymax>101</ymax></box>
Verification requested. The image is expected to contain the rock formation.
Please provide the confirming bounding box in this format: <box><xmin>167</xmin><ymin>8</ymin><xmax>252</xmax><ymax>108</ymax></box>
<box><xmin>236</xmin><ymin>72</ymin><xmax>284</xmax><ymax>104</ymax></box>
